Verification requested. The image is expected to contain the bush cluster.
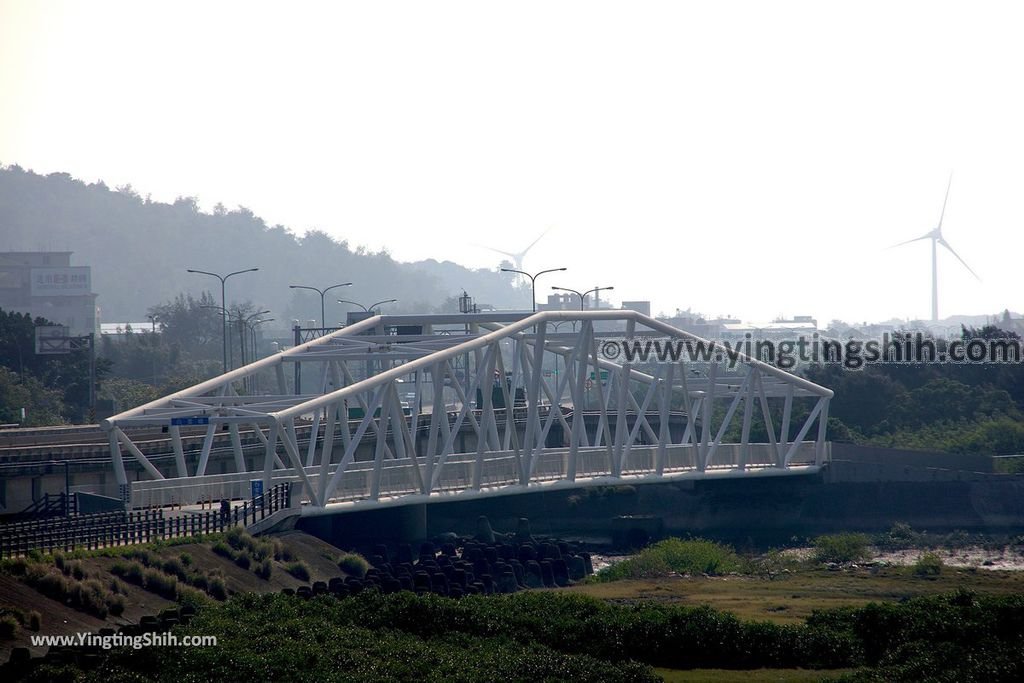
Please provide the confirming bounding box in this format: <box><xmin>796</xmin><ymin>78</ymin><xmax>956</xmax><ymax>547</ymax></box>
<box><xmin>912</xmin><ymin>552</ymin><xmax>944</xmax><ymax>577</ymax></box>
<box><xmin>22</xmin><ymin>562</ymin><xmax>122</xmax><ymax>619</ymax></box>
<box><xmin>596</xmin><ymin>538</ymin><xmax>744</xmax><ymax>581</ymax></box>
<box><xmin>337</xmin><ymin>553</ymin><xmax>369</xmax><ymax>578</ymax></box>
<box><xmin>812</xmin><ymin>532</ymin><xmax>872</xmax><ymax>564</ymax></box>
<box><xmin>285</xmin><ymin>561</ymin><xmax>311</xmax><ymax>582</ymax></box>
<box><xmin>0</xmin><ymin>606</ymin><xmax>37</xmax><ymax>639</ymax></box>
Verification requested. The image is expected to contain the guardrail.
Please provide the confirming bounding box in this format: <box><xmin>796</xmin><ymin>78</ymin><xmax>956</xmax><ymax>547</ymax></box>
<box><xmin>0</xmin><ymin>483</ymin><xmax>292</xmax><ymax>558</ymax></box>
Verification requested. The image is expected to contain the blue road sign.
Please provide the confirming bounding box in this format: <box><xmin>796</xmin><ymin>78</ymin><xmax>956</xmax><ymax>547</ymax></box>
<box><xmin>170</xmin><ymin>417</ymin><xmax>210</xmax><ymax>426</ymax></box>
<box><xmin>251</xmin><ymin>479</ymin><xmax>264</xmax><ymax>507</ymax></box>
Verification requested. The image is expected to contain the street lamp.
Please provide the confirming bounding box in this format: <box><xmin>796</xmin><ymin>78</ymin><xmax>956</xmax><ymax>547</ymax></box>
<box><xmin>240</xmin><ymin>310</ymin><xmax>271</xmax><ymax>366</ymax></box>
<box><xmin>247</xmin><ymin>317</ymin><xmax>273</xmax><ymax>394</ymax></box>
<box><xmin>337</xmin><ymin>298</ymin><xmax>398</xmax><ymax>314</ymax></box>
<box><xmin>187</xmin><ymin>267</ymin><xmax>259</xmax><ymax>372</ymax></box>
<box><xmin>248</xmin><ymin>317</ymin><xmax>273</xmax><ymax>363</ymax></box>
<box><xmin>201</xmin><ymin>306</ymin><xmax>268</xmax><ymax>369</ymax></box>
<box><xmin>500</xmin><ymin>267</ymin><xmax>567</xmax><ymax>313</ymax></box>
<box><xmin>551</xmin><ymin>285</ymin><xmax>615</xmax><ymax>311</ymax></box>
<box><xmin>289</xmin><ymin>282</ymin><xmax>352</xmax><ymax>329</ymax></box>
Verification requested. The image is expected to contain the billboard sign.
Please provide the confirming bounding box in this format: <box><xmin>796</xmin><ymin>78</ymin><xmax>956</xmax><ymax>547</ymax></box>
<box><xmin>30</xmin><ymin>267</ymin><xmax>91</xmax><ymax>297</ymax></box>
<box><xmin>35</xmin><ymin>325</ymin><xmax>71</xmax><ymax>354</ymax></box>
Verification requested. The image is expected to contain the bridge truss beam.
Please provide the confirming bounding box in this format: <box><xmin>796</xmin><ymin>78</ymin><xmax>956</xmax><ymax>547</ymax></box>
<box><xmin>103</xmin><ymin>311</ymin><xmax>833</xmax><ymax>510</ymax></box>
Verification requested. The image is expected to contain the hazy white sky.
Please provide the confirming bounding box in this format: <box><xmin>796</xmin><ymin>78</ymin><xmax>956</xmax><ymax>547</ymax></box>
<box><xmin>2</xmin><ymin>1</ymin><xmax>1022</xmax><ymax>324</ymax></box>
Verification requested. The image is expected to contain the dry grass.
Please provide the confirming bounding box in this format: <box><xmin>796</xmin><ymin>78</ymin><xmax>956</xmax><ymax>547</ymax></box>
<box><xmin>567</xmin><ymin>565</ymin><xmax>1024</xmax><ymax>624</ymax></box>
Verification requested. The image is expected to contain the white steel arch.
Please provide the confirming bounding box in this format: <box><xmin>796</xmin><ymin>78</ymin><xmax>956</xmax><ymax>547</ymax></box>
<box><xmin>103</xmin><ymin>310</ymin><xmax>833</xmax><ymax>512</ymax></box>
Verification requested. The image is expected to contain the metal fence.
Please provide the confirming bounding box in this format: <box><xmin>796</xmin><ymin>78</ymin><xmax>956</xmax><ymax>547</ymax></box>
<box><xmin>0</xmin><ymin>483</ymin><xmax>292</xmax><ymax>558</ymax></box>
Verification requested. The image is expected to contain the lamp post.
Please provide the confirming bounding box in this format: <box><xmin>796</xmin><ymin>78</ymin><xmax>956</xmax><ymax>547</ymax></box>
<box><xmin>247</xmin><ymin>317</ymin><xmax>273</xmax><ymax>394</ymax></box>
<box><xmin>201</xmin><ymin>305</ymin><xmax>268</xmax><ymax>370</ymax></box>
<box><xmin>239</xmin><ymin>310</ymin><xmax>271</xmax><ymax>366</ymax></box>
<box><xmin>550</xmin><ymin>285</ymin><xmax>614</xmax><ymax>311</ymax></box>
<box><xmin>336</xmin><ymin>298</ymin><xmax>398</xmax><ymax>314</ymax></box>
<box><xmin>248</xmin><ymin>318</ymin><xmax>273</xmax><ymax>363</ymax></box>
<box><xmin>289</xmin><ymin>282</ymin><xmax>352</xmax><ymax>329</ymax></box>
<box><xmin>500</xmin><ymin>267</ymin><xmax>567</xmax><ymax>313</ymax></box>
<box><xmin>187</xmin><ymin>267</ymin><xmax>259</xmax><ymax>372</ymax></box>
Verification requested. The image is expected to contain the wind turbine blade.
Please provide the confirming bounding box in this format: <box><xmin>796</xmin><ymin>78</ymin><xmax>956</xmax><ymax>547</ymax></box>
<box><xmin>938</xmin><ymin>238</ymin><xmax>981</xmax><ymax>280</ymax></box>
<box><xmin>937</xmin><ymin>173</ymin><xmax>952</xmax><ymax>231</ymax></box>
<box><xmin>472</xmin><ymin>243</ymin><xmax>518</xmax><ymax>259</ymax></box>
<box><xmin>518</xmin><ymin>227</ymin><xmax>551</xmax><ymax>259</ymax></box>
<box><xmin>888</xmin><ymin>233</ymin><xmax>932</xmax><ymax>249</ymax></box>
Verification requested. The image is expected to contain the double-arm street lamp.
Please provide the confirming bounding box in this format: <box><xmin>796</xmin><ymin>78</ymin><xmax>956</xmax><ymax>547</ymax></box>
<box><xmin>336</xmin><ymin>298</ymin><xmax>398</xmax><ymax>314</ymax></box>
<box><xmin>289</xmin><ymin>282</ymin><xmax>352</xmax><ymax>329</ymax></box>
<box><xmin>551</xmin><ymin>285</ymin><xmax>615</xmax><ymax>311</ymax></box>
<box><xmin>187</xmin><ymin>267</ymin><xmax>259</xmax><ymax>372</ymax></box>
<box><xmin>202</xmin><ymin>306</ymin><xmax>269</xmax><ymax>370</ymax></box>
<box><xmin>500</xmin><ymin>267</ymin><xmax>567</xmax><ymax>313</ymax></box>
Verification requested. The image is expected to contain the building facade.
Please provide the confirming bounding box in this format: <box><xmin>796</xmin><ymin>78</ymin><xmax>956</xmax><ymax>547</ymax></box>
<box><xmin>0</xmin><ymin>251</ymin><xmax>97</xmax><ymax>336</ymax></box>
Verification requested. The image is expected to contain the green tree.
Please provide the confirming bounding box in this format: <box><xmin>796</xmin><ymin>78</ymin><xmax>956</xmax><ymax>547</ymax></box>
<box><xmin>0</xmin><ymin>309</ymin><xmax>109</xmax><ymax>422</ymax></box>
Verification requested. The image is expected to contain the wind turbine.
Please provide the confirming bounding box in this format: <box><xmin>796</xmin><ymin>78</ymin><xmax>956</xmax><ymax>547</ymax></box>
<box><xmin>891</xmin><ymin>175</ymin><xmax>980</xmax><ymax>322</ymax></box>
<box><xmin>476</xmin><ymin>227</ymin><xmax>551</xmax><ymax>273</ymax></box>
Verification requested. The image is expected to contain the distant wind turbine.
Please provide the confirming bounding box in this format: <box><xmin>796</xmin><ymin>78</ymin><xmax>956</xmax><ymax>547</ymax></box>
<box><xmin>476</xmin><ymin>228</ymin><xmax>551</xmax><ymax>272</ymax></box>
<box><xmin>890</xmin><ymin>174</ymin><xmax>980</xmax><ymax>322</ymax></box>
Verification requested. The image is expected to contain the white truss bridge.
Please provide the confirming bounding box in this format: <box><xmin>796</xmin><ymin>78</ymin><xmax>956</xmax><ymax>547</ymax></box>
<box><xmin>103</xmin><ymin>311</ymin><xmax>833</xmax><ymax>519</ymax></box>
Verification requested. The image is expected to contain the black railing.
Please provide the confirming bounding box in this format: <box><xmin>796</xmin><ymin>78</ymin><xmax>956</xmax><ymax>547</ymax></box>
<box><xmin>5</xmin><ymin>492</ymin><xmax>73</xmax><ymax>522</ymax></box>
<box><xmin>0</xmin><ymin>483</ymin><xmax>292</xmax><ymax>559</ymax></box>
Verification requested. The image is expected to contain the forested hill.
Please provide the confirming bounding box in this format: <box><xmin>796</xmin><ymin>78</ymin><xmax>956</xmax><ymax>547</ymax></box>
<box><xmin>0</xmin><ymin>165</ymin><xmax>521</xmax><ymax>321</ymax></box>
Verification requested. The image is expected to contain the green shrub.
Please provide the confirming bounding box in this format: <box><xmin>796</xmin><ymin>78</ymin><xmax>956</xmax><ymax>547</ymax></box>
<box><xmin>176</xmin><ymin>586</ymin><xmax>210</xmax><ymax>610</ymax></box>
<box><xmin>35</xmin><ymin>568</ymin><xmax>70</xmax><ymax>600</ymax></box>
<box><xmin>225</xmin><ymin>526</ymin><xmax>247</xmax><ymax>550</ymax></box>
<box><xmin>179</xmin><ymin>552</ymin><xmax>192</xmax><ymax>567</ymax></box>
<box><xmin>0</xmin><ymin>614</ymin><xmax>17</xmax><ymax>640</ymax></box>
<box><xmin>234</xmin><ymin>552</ymin><xmax>252</xmax><ymax>570</ymax></box>
<box><xmin>255</xmin><ymin>559</ymin><xmax>273</xmax><ymax>580</ymax></box>
<box><xmin>812</xmin><ymin>532</ymin><xmax>872</xmax><ymax>564</ymax></box>
<box><xmin>27</xmin><ymin>610</ymin><xmax>41</xmax><ymax>631</ymax></box>
<box><xmin>163</xmin><ymin>557</ymin><xmax>187</xmax><ymax>580</ymax></box>
<box><xmin>113</xmin><ymin>561</ymin><xmax>146</xmax><ymax>586</ymax></box>
<box><xmin>337</xmin><ymin>553</ymin><xmax>369</xmax><ymax>578</ymax></box>
<box><xmin>913</xmin><ymin>552</ymin><xmax>944</xmax><ymax>577</ymax></box>
<box><xmin>107</xmin><ymin>594</ymin><xmax>126</xmax><ymax>617</ymax></box>
<box><xmin>286</xmin><ymin>561</ymin><xmax>311</xmax><ymax>582</ymax></box>
<box><xmin>596</xmin><ymin>538</ymin><xmax>743</xmax><ymax>581</ymax></box>
<box><xmin>143</xmin><ymin>568</ymin><xmax>179</xmax><ymax>599</ymax></box>
<box><xmin>273</xmin><ymin>540</ymin><xmax>294</xmax><ymax>562</ymax></box>
<box><xmin>252</xmin><ymin>540</ymin><xmax>274</xmax><ymax>562</ymax></box>
<box><xmin>3</xmin><ymin>557</ymin><xmax>29</xmax><ymax>575</ymax></box>
<box><xmin>208</xmin><ymin>576</ymin><xmax>228</xmax><ymax>601</ymax></box>
<box><xmin>72</xmin><ymin>580</ymin><xmax>109</xmax><ymax>619</ymax></box>
<box><xmin>189</xmin><ymin>573</ymin><xmax>209</xmax><ymax>592</ymax></box>
<box><xmin>125</xmin><ymin>548</ymin><xmax>154</xmax><ymax>567</ymax></box>
<box><xmin>53</xmin><ymin>552</ymin><xmax>66</xmax><ymax>572</ymax></box>
<box><xmin>212</xmin><ymin>541</ymin><xmax>234</xmax><ymax>559</ymax></box>
<box><xmin>879</xmin><ymin>521</ymin><xmax>919</xmax><ymax>550</ymax></box>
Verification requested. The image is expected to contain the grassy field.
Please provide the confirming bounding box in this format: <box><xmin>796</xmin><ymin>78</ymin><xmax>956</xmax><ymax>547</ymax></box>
<box><xmin>567</xmin><ymin>565</ymin><xmax>1024</xmax><ymax>624</ymax></box>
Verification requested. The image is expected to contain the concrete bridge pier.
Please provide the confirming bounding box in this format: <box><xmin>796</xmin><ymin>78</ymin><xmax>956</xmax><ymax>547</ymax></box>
<box><xmin>298</xmin><ymin>503</ymin><xmax>428</xmax><ymax>547</ymax></box>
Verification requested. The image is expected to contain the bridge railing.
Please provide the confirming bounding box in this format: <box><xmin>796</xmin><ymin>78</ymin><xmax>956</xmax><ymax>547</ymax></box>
<box><xmin>0</xmin><ymin>483</ymin><xmax>293</xmax><ymax>558</ymax></box>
